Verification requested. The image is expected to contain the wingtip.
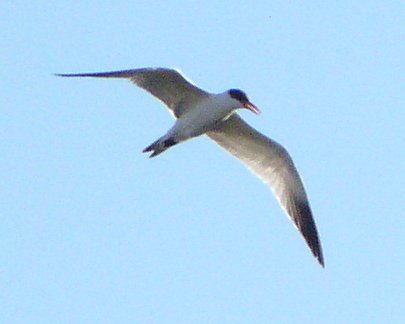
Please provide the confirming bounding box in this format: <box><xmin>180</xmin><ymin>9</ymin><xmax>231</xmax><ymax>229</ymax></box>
<box><xmin>311</xmin><ymin>245</ymin><xmax>325</xmax><ymax>268</ymax></box>
<box><xmin>317</xmin><ymin>255</ymin><xmax>325</xmax><ymax>268</ymax></box>
<box><xmin>53</xmin><ymin>73</ymin><xmax>75</xmax><ymax>77</ymax></box>
<box><xmin>291</xmin><ymin>199</ymin><xmax>325</xmax><ymax>268</ymax></box>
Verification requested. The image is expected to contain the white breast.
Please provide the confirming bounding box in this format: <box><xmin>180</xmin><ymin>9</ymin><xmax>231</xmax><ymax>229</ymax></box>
<box><xmin>169</xmin><ymin>93</ymin><xmax>236</xmax><ymax>141</ymax></box>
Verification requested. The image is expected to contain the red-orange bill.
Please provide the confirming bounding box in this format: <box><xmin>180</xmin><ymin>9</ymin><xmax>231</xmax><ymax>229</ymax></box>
<box><xmin>244</xmin><ymin>102</ymin><xmax>260</xmax><ymax>114</ymax></box>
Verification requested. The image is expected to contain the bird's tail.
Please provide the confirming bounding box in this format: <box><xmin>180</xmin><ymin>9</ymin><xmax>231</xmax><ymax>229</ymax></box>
<box><xmin>143</xmin><ymin>136</ymin><xmax>178</xmax><ymax>158</ymax></box>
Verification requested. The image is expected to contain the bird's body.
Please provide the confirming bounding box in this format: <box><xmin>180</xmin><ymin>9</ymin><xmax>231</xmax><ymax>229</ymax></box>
<box><xmin>173</xmin><ymin>92</ymin><xmax>240</xmax><ymax>138</ymax></box>
<box><xmin>145</xmin><ymin>91</ymin><xmax>248</xmax><ymax>156</ymax></box>
<box><xmin>56</xmin><ymin>68</ymin><xmax>324</xmax><ymax>267</ymax></box>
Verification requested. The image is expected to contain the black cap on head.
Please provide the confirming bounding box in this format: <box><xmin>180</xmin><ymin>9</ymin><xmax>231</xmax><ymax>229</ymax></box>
<box><xmin>228</xmin><ymin>89</ymin><xmax>249</xmax><ymax>103</ymax></box>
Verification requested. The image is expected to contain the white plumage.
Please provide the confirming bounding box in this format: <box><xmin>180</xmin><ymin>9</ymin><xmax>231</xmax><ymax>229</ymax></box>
<box><xmin>56</xmin><ymin>67</ymin><xmax>324</xmax><ymax>267</ymax></box>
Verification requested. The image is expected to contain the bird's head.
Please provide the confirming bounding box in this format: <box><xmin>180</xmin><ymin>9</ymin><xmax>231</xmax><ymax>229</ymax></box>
<box><xmin>227</xmin><ymin>89</ymin><xmax>260</xmax><ymax>115</ymax></box>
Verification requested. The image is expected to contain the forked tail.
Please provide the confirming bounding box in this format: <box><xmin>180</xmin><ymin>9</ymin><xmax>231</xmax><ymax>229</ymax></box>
<box><xmin>143</xmin><ymin>137</ymin><xmax>178</xmax><ymax>158</ymax></box>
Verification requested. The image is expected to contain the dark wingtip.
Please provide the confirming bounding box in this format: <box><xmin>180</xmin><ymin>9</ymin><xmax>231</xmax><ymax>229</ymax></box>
<box><xmin>54</xmin><ymin>73</ymin><xmax>84</xmax><ymax>78</ymax></box>
<box><xmin>306</xmin><ymin>232</ymin><xmax>324</xmax><ymax>268</ymax></box>
<box><xmin>53</xmin><ymin>73</ymin><xmax>87</xmax><ymax>77</ymax></box>
<box><xmin>308</xmin><ymin>233</ymin><xmax>324</xmax><ymax>268</ymax></box>
<box><xmin>53</xmin><ymin>70</ymin><xmax>138</xmax><ymax>79</ymax></box>
<box><xmin>316</xmin><ymin>252</ymin><xmax>325</xmax><ymax>268</ymax></box>
<box><xmin>293</xmin><ymin>199</ymin><xmax>325</xmax><ymax>268</ymax></box>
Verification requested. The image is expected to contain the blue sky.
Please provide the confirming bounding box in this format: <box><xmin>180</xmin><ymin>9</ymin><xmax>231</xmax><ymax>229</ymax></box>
<box><xmin>1</xmin><ymin>1</ymin><xmax>404</xmax><ymax>323</ymax></box>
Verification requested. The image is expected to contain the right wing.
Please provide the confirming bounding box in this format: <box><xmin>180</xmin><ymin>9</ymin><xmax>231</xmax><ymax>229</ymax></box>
<box><xmin>55</xmin><ymin>68</ymin><xmax>210</xmax><ymax>118</ymax></box>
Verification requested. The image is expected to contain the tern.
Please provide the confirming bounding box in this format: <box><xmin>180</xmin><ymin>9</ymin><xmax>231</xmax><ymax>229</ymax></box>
<box><xmin>56</xmin><ymin>68</ymin><xmax>324</xmax><ymax>267</ymax></box>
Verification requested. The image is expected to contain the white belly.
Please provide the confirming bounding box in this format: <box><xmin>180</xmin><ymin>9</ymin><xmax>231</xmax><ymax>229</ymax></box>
<box><xmin>168</xmin><ymin>99</ymin><xmax>233</xmax><ymax>142</ymax></box>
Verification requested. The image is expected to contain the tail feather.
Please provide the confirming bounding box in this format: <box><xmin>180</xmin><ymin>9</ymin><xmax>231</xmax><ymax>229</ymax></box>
<box><xmin>142</xmin><ymin>140</ymin><xmax>159</xmax><ymax>153</ymax></box>
<box><xmin>143</xmin><ymin>137</ymin><xmax>178</xmax><ymax>158</ymax></box>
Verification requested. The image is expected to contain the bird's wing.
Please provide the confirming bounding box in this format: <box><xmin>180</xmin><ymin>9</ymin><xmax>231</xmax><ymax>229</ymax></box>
<box><xmin>55</xmin><ymin>68</ymin><xmax>210</xmax><ymax>118</ymax></box>
<box><xmin>207</xmin><ymin>114</ymin><xmax>324</xmax><ymax>266</ymax></box>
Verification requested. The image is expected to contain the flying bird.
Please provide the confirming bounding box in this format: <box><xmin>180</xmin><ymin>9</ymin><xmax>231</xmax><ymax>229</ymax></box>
<box><xmin>55</xmin><ymin>68</ymin><xmax>324</xmax><ymax>267</ymax></box>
